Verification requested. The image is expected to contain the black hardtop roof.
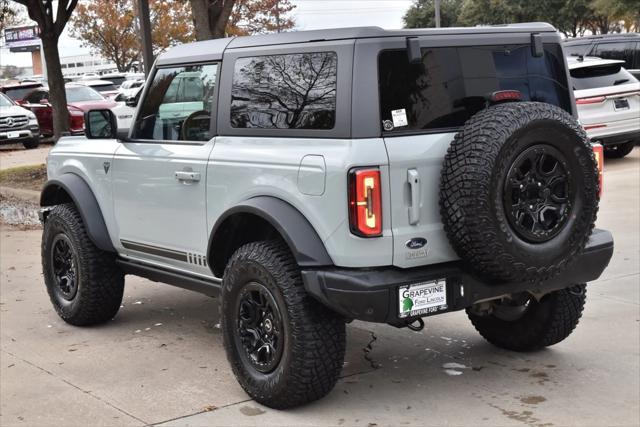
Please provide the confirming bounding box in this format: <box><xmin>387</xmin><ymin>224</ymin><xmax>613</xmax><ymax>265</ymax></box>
<box><xmin>564</xmin><ymin>33</ymin><xmax>639</xmax><ymax>44</ymax></box>
<box><xmin>156</xmin><ymin>23</ymin><xmax>557</xmax><ymax>66</ymax></box>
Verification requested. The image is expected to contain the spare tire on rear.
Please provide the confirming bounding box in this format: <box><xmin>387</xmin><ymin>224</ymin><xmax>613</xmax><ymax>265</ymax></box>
<box><xmin>440</xmin><ymin>102</ymin><xmax>599</xmax><ymax>283</ymax></box>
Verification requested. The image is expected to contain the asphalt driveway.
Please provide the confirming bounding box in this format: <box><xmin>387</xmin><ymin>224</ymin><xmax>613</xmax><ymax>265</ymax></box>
<box><xmin>1</xmin><ymin>149</ymin><xmax>638</xmax><ymax>426</ymax></box>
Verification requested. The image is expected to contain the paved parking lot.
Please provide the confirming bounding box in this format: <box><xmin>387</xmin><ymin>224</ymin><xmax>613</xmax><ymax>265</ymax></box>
<box><xmin>0</xmin><ymin>143</ymin><xmax>52</xmax><ymax>170</ymax></box>
<box><xmin>0</xmin><ymin>148</ymin><xmax>638</xmax><ymax>426</ymax></box>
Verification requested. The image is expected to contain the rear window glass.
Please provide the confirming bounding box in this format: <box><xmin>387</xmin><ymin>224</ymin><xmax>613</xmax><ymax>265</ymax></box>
<box><xmin>570</xmin><ymin>63</ymin><xmax>637</xmax><ymax>90</ymax></box>
<box><xmin>563</xmin><ymin>44</ymin><xmax>591</xmax><ymax>57</ymax></box>
<box><xmin>103</xmin><ymin>76</ymin><xmax>126</xmax><ymax>87</ymax></box>
<box><xmin>92</xmin><ymin>83</ymin><xmax>117</xmax><ymax>92</ymax></box>
<box><xmin>3</xmin><ymin>86</ymin><xmax>41</xmax><ymax>101</ymax></box>
<box><xmin>378</xmin><ymin>44</ymin><xmax>572</xmax><ymax>133</ymax></box>
<box><xmin>65</xmin><ymin>86</ymin><xmax>105</xmax><ymax>102</ymax></box>
<box><xmin>230</xmin><ymin>52</ymin><xmax>337</xmax><ymax>130</ymax></box>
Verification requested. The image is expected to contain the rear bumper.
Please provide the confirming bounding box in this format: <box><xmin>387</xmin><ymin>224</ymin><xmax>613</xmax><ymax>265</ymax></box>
<box><xmin>302</xmin><ymin>229</ymin><xmax>614</xmax><ymax>324</ymax></box>
<box><xmin>591</xmin><ymin>129</ymin><xmax>640</xmax><ymax>146</ymax></box>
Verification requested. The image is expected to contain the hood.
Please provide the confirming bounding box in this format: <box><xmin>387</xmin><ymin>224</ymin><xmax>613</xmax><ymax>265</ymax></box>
<box><xmin>68</xmin><ymin>99</ymin><xmax>117</xmax><ymax>112</ymax></box>
<box><xmin>0</xmin><ymin>104</ymin><xmax>34</xmax><ymax>118</ymax></box>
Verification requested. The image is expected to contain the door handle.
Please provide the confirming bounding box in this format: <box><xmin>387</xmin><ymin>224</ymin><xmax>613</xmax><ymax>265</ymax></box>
<box><xmin>175</xmin><ymin>171</ymin><xmax>201</xmax><ymax>183</ymax></box>
<box><xmin>407</xmin><ymin>168</ymin><xmax>420</xmax><ymax>225</ymax></box>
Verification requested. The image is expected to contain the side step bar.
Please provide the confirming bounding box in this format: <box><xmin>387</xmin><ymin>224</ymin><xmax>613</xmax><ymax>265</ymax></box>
<box><xmin>116</xmin><ymin>259</ymin><xmax>221</xmax><ymax>297</ymax></box>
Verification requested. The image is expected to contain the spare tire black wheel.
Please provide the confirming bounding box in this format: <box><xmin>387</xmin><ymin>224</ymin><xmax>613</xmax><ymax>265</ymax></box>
<box><xmin>440</xmin><ymin>102</ymin><xmax>599</xmax><ymax>283</ymax></box>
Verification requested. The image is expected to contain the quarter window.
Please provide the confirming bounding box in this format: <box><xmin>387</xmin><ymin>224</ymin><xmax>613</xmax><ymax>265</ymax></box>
<box><xmin>230</xmin><ymin>52</ymin><xmax>337</xmax><ymax>130</ymax></box>
<box><xmin>132</xmin><ymin>63</ymin><xmax>218</xmax><ymax>142</ymax></box>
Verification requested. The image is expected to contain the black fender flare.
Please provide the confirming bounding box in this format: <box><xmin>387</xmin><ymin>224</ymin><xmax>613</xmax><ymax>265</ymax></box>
<box><xmin>40</xmin><ymin>173</ymin><xmax>115</xmax><ymax>252</ymax></box>
<box><xmin>208</xmin><ymin>196</ymin><xmax>333</xmax><ymax>269</ymax></box>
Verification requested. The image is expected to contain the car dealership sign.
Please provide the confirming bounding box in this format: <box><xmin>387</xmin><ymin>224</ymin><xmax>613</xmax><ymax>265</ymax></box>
<box><xmin>4</xmin><ymin>25</ymin><xmax>40</xmax><ymax>52</ymax></box>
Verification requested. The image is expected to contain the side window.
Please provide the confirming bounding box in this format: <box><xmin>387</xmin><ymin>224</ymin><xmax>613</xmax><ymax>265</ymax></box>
<box><xmin>230</xmin><ymin>52</ymin><xmax>337</xmax><ymax>130</ymax></box>
<box><xmin>592</xmin><ymin>42</ymin><xmax>636</xmax><ymax>68</ymax></box>
<box><xmin>132</xmin><ymin>63</ymin><xmax>218</xmax><ymax>142</ymax></box>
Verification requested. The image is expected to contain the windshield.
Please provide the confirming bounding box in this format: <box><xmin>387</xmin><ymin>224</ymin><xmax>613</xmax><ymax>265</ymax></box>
<box><xmin>65</xmin><ymin>86</ymin><xmax>105</xmax><ymax>102</ymax></box>
<box><xmin>378</xmin><ymin>44</ymin><xmax>572</xmax><ymax>133</ymax></box>
<box><xmin>570</xmin><ymin>63</ymin><xmax>638</xmax><ymax>90</ymax></box>
<box><xmin>0</xmin><ymin>93</ymin><xmax>13</xmax><ymax>107</ymax></box>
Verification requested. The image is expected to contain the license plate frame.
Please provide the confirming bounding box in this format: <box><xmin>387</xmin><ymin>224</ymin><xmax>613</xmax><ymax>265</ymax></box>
<box><xmin>398</xmin><ymin>279</ymin><xmax>448</xmax><ymax>318</ymax></box>
<box><xmin>7</xmin><ymin>131</ymin><xmax>21</xmax><ymax>139</ymax></box>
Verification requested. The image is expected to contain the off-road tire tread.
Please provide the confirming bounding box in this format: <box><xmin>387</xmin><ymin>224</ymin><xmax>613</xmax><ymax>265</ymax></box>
<box><xmin>42</xmin><ymin>203</ymin><xmax>124</xmax><ymax>326</ymax></box>
<box><xmin>440</xmin><ymin>102</ymin><xmax>599</xmax><ymax>282</ymax></box>
<box><xmin>467</xmin><ymin>285</ymin><xmax>587</xmax><ymax>351</ymax></box>
<box><xmin>221</xmin><ymin>240</ymin><xmax>346</xmax><ymax>409</ymax></box>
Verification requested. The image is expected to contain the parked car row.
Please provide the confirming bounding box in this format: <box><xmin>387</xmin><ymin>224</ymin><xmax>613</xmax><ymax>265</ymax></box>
<box><xmin>0</xmin><ymin>92</ymin><xmax>40</xmax><ymax>149</ymax></box>
<box><xmin>2</xmin><ymin>32</ymin><xmax>638</xmax><ymax>155</ymax></box>
<box><xmin>568</xmin><ymin>55</ymin><xmax>640</xmax><ymax>158</ymax></box>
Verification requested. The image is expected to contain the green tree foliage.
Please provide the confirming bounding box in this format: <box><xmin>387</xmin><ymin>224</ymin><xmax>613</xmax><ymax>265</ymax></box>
<box><xmin>403</xmin><ymin>0</ymin><xmax>639</xmax><ymax>34</ymax></box>
<box><xmin>404</xmin><ymin>0</ymin><xmax>464</xmax><ymax>28</ymax></box>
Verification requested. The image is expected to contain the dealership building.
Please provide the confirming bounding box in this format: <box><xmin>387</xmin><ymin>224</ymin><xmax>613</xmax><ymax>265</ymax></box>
<box><xmin>59</xmin><ymin>54</ymin><xmax>118</xmax><ymax>78</ymax></box>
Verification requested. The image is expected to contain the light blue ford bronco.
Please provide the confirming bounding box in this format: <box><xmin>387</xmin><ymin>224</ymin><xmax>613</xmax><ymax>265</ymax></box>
<box><xmin>40</xmin><ymin>24</ymin><xmax>613</xmax><ymax>408</ymax></box>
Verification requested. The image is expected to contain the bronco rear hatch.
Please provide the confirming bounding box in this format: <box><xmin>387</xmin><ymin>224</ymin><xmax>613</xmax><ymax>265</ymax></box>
<box><xmin>378</xmin><ymin>39</ymin><xmax>574</xmax><ymax>268</ymax></box>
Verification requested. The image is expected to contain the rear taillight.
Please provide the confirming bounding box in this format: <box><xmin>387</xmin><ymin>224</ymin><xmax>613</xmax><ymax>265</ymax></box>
<box><xmin>592</xmin><ymin>143</ymin><xmax>603</xmax><ymax>197</ymax></box>
<box><xmin>69</xmin><ymin>108</ymin><xmax>84</xmax><ymax>132</ymax></box>
<box><xmin>576</xmin><ymin>96</ymin><xmax>606</xmax><ymax>105</ymax></box>
<box><xmin>348</xmin><ymin>168</ymin><xmax>382</xmax><ymax>237</ymax></box>
<box><xmin>490</xmin><ymin>90</ymin><xmax>522</xmax><ymax>102</ymax></box>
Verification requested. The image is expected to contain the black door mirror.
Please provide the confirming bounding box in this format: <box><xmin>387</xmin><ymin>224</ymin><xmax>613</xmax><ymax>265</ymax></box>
<box><xmin>84</xmin><ymin>109</ymin><xmax>117</xmax><ymax>139</ymax></box>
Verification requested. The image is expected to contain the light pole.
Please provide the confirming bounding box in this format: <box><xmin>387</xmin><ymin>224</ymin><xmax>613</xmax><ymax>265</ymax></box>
<box><xmin>435</xmin><ymin>0</ymin><xmax>441</xmax><ymax>28</ymax></box>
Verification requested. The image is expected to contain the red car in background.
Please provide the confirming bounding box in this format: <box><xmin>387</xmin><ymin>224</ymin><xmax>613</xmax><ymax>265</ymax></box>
<box><xmin>0</xmin><ymin>82</ymin><xmax>44</xmax><ymax>102</ymax></box>
<box><xmin>21</xmin><ymin>84</ymin><xmax>117</xmax><ymax>136</ymax></box>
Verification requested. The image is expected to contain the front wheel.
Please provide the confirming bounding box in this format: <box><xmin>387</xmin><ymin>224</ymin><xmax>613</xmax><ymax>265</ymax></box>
<box><xmin>220</xmin><ymin>240</ymin><xmax>346</xmax><ymax>409</ymax></box>
<box><xmin>42</xmin><ymin>204</ymin><xmax>124</xmax><ymax>325</ymax></box>
<box><xmin>467</xmin><ymin>284</ymin><xmax>586</xmax><ymax>351</ymax></box>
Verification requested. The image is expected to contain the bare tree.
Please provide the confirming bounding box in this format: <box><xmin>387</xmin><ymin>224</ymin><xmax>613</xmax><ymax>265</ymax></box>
<box><xmin>12</xmin><ymin>0</ymin><xmax>79</xmax><ymax>139</ymax></box>
<box><xmin>189</xmin><ymin>0</ymin><xmax>236</xmax><ymax>40</ymax></box>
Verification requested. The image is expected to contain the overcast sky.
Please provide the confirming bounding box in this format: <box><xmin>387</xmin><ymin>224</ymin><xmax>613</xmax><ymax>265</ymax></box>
<box><xmin>0</xmin><ymin>0</ymin><xmax>414</xmax><ymax>68</ymax></box>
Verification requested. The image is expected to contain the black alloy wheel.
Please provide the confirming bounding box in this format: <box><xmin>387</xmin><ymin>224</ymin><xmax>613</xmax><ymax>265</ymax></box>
<box><xmin>235</xmin><ymin>281</ymin><xmax>284</xmax><ymax>373</ymax></box>
<box><xmin>50</xmin><ymin>233</ymin><xmax>79</xmax><ymax>301</ymax></box>
<box><xmin>503</xmin><ymin>144</ymin><xmax>573</xmax><ymax>243</ymax></box>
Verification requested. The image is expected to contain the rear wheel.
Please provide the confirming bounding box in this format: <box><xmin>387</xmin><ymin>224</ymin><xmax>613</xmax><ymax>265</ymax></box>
<box><xmin>603</xmin><ymin>141</ymin><xmax>635</xmax><ymax>159</ymax></box>
<box><xmin>221</xmin><ymin>240</ymin><xmax>346</xmax><ymax>409</ymax></box>
<box><xmin>467</xmin><ymin>284</ymin><xmax>586</xmax><ymax>351</ymax></box>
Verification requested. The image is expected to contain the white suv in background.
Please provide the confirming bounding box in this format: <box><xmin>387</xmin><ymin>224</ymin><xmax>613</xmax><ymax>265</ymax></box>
<box><xmin>569</xmin><ymin>56</ymin><xmax>640</xmax><ymax>158</ymax></box>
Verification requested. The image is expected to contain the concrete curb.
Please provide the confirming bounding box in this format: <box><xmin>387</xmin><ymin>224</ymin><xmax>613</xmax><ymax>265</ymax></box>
<box><xmin>0</xmin><ymin>186</ymin><xmax>40</xmax><ymax>203</ymax></box>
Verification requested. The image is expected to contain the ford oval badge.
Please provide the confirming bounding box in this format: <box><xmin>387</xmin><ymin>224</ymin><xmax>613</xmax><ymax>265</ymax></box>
<box><xmin>405</xmin><ymin>237</ymin><xmax>427</xmax><ymax>250</ymax></box>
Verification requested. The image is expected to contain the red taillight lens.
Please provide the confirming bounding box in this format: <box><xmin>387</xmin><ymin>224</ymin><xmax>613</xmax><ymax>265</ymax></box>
<box><xmin>576</xmin><ymin>96</ymin><xmax>606</xmax><ymax>105</ymax></box>
<box><xmin>348</xmin><ymin>168</ymin><xmax>382</xmax><ymax>237</ymax></box>
<box><xmin>592</xmin><ymin>143</ymin><xmax>603</xmax><ymax>197</ymax></box>
<box><xmin>490</xmin><ymin>90</ymin><xmax>522</xmax><ymax>102</ymax></box>
<box><xmin>69</xmin><ymin>108</ymin><xmax>85</xmax><ymax>132</ymax></box>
